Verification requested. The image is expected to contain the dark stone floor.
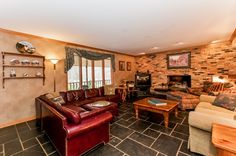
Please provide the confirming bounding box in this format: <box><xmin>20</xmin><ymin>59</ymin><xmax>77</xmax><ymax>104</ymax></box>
<box><xmin>0</xmin><ymin>101</ymin><xmax>202</xmax><ymax>156</ymax></box>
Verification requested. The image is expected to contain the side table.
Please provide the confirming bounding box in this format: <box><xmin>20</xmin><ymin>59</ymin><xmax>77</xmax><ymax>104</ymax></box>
<box><xmin>212</xmin><ymin>123</ymin><xmax>236</xmax><ymax>156</ymax></box>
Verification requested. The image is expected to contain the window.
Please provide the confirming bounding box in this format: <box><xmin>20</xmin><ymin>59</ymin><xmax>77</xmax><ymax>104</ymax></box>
<box><xmin>94</xmin><ymin>60</ymin><xmax>103</xmax><ymax>88</ymax></box>
<box><xmin>67</xmin><ymin>55</ymin><xmax>112</xmax><ymax>90</ymax></box>
<box><xmin>68</xmin><ymin>55</ymin><xmax>80</xmax><ymax>90</ymax></box>
<box><xmin>104</xmin><ymin>59</ymin><xmax>112</xmax><ymax>85</ymax></box>
<box><xmin>82</xmin><ymin>58</ymin><xmax>92</xmax><ymax>89</ymax></box>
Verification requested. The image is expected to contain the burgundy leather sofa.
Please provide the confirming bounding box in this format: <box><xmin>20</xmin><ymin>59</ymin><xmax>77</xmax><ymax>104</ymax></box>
<box><xmin>59</xmin><ymin>86</ymin><xmax>120</xmax><ymax>117</ymax></box>
<box><xmin>35</xmin><ymin>87</ymin><xmax>120</xmax><ymax>156</ymax></box>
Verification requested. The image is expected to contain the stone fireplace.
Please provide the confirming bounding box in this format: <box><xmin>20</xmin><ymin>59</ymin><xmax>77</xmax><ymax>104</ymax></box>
<box><xmin>167</xmin><ymin>75</ymin><xmax>191</xmax><ymax>88</ymax></box>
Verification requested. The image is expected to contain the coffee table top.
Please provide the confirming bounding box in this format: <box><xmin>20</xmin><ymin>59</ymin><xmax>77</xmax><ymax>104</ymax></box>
<box><xmin>134</xmin><ymin>97</ymin><xmax>179</xmax><ymax>111</ymax></box>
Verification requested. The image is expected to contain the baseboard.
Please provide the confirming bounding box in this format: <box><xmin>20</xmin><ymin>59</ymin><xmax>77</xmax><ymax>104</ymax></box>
<box><xmin>0</xmin><ymin>116</ymin><xmax>36</xmax><ymax>128</ymax></box>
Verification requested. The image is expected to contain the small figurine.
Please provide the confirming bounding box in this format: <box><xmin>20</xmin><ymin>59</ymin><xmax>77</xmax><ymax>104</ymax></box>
<box><xmin>10</xmin><ymin>59</ymin><xmax>20</xmax><ymax>65</ymax></box>
<box><xmin>21</xmin><ymin>59</ymin><xmax>30</xmax><ymax>65</ymax></box>
<box><xmin>35</xmin><ymin>72</ymin><xmax>42</xmax><ymax>77</ymax></box>
<box><xmin>10</xmin><ymin>69</ymin><xmax>16</xmax><ymax>77</ymax></box>
<box><xmin>23</xmin><ymin>73</ymin><xmax>29</xmax><ymax>77</ymax></box>
<box><xmin>31</xmin><ymin>60</ymin><xmax>40</xmax><ymax>65</ymax></box>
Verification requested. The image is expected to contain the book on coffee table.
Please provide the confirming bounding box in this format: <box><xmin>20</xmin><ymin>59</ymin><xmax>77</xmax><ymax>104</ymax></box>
<box><xmin>148</xmin><ymin>98</ymin><xmax>167</xmax><ymax>106</ymax></box>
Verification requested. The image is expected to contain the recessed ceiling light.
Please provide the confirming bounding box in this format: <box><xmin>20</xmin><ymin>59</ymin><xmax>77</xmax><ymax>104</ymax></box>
<box><xmin>174</xmin><ymin>42</ymin><xmax>184</xmax><ymax>46</ymax></box>
<box><xmin>139</xmin><ymin>52</ymin><xmax>146</xmax><ymax>55</ymax></box>
<box><xmin>211</xmin><ymin>40</ymin><xmax>221</xmax><ymax>44</ymax></box>
<box><xmin>151</xmin><ymin>46</ymin><xmax>159</xmax><ymax>50</ymax></box>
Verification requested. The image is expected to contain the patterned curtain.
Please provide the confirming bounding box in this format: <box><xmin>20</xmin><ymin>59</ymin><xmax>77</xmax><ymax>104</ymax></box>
<box><xmin>64</xmin><ymin>46</ymin><xmax>116</xmax><ymax>72</ymax></box>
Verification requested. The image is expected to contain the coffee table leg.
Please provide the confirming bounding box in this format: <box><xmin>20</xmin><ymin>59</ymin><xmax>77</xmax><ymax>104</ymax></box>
<box><xmin>175</xmin><ymin>108</ymin><xmax>178</xmax><ymax>117</ymax></box>
<box><xmin>134</xmin><ymin>106</ymin><xmax>139</xmax><ymax>119</ymax></box>
<box><xmin>163</xmin><ymin>112</ymin><xmax>169</xmax><ymax>128</ymax></box>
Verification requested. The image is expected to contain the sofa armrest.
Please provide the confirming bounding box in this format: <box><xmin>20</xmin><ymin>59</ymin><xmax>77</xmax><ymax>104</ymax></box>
<box><xmin>199</xmin><ymin>95</ymin><xmax>216</xmax><ymax>103</ymax></box>
<box><xmin>189</xmin><ymin>111</ymin><xmax>236</xmax><ymax>132</ymax></box>
<box><xmin>65</xmin><ymin>111</ymin><xmax>112</xmax><ymax>139</ymax></box>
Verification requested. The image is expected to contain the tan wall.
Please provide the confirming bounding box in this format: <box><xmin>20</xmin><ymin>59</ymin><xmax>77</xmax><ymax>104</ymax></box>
<box><xmin>135</xmin><ymin>42</ymin><xmax>236</xmax><ymax>88</ymax></box>
<box><xmin>0</xmin><ymin>30</ymin><xmax>136</xmax><ymax>127</ymax></box>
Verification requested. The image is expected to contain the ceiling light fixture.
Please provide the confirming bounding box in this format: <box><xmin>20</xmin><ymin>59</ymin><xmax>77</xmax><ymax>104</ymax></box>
<box><xmin>211</xmin><ymin>40</ymin><xmax>221</xmax><ymax>44</ymax></box>
<box><xmin>174</xmin><ymin>42</ymin><xmax>184</xmax><ymax>46</ymax></box>
<box><xmin>151</xmin><ymin>46</ymin><xmax>159</xmax><ymax>50</ymax></box>
<box><xmin>139</xmin><ymin>52</ymin><xmax>146</xmax><ymax>55</ymax></box>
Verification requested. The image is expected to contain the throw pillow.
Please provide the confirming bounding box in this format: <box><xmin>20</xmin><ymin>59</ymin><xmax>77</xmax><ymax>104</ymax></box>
<box><xmin>213</xmin><ymin>93</ymin><xmax>236</xmax><ymax>111</ymax></box>
<box><xmin>104</xmin><ymin>85</ymin><xmax>115</xmax><ymax>95</ymax></box>
<box><xmin>51</xmin><ymin>96</ymin><xmax>65</xmax><ymax>105</ymax></box>
<box><xmin>45</xmin><ymin>92</ymin><xmax>65</xmax><ymax>105</ymax></box>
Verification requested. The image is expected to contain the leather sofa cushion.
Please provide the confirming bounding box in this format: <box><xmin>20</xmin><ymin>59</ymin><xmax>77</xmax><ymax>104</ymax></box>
<box><xmin>64</xmin><ymin>105</ymin><xmax>88</xmax><ymax>113</ymax></box>
<box><xmin>88</xmin><ymin>97</ymin><xmax>106</xmax><ymax>101</ymax></box>
<box><xmin>66</xmin><ymin>90</ymin><xmax>85</xmax><ymax>102</ymax></box>
<box><xmin>105</xmin><ymin>95</ymin><xmax>120</xmax><ymax>102</ymax></box>
<box><xmin>85</xmin><ymin>89</ymin><xmax>99</xmax><ymax>98</ymax></box>
<box><xmin>59</xmin><ymin>91</ymin><xmax>67</xmax><ymax>102</ymax></box>
<box><xmin>98</xmin><ymin>87</ymin><xmax>104</xmax><ymax>96</ymax></box>
<box><xmin>40</xmin><ymin>95</ymin><xmax>81</xmax><ymax>124</ymax></box>
<box><xmin>60</xmin><ymin>106</ymin><xmax>81</xmax><ymax>124</ymax></box>
<box><xmin>72</xmin><ymin>99</ymin><xmax>95</xmax><ymax>107</ymax></box>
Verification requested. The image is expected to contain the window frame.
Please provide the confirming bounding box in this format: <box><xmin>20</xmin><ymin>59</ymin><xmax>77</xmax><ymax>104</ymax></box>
<box><xmin>67</xmin><ymin>55</ymin><xmax>113</xmax><ymax>90</ymax></box>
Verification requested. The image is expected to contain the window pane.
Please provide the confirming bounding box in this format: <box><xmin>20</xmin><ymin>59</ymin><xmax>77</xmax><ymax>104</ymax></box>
<box><xmin>105</xmin><ymin>59</ymin><xmax>112</xmax><ymax>85</ymax></box>
<box><xmin>94</xmin><ymin>60</ymin><xmax>103</xmax><ymax>88</ymax></box>
<box><xmin>67</xmin><ymin>55</ymin><xmax>80</xmax><ymax>90</ymax></box>
<box><xmin>82</xmin><ymin>58</ymin><xmax>92</xmax><ymax>89</ymax></box>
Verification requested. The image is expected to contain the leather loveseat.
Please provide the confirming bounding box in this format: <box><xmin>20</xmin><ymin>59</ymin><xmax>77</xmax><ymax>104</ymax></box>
<box><xmin>35</xmin><ymin>87</ymin><xmax>120</xmax><ymax>156</ymax></box>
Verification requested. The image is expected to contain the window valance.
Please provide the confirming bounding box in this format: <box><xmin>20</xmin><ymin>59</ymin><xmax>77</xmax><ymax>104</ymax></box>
<box><xmin>64</xmin><ymin>47</ymin><xmax>115</xmax><ymax>72</ymax></box>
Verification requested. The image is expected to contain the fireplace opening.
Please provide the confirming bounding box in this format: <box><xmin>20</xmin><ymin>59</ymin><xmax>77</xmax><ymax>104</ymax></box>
<box><xmin>167</xmin><ymin>75</ymin><xmax>191</xmax><ymax>89</ymax></box>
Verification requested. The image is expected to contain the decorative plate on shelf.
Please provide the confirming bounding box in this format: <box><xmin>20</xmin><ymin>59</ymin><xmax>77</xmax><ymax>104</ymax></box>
<box><xmin>16</xmin><ymin>41</ymin><xmax>36</xmax><ymax>54</ymax></box>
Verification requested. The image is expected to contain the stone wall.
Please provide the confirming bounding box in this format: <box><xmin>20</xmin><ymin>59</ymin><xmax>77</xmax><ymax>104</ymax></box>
<box><xmin>135</xmin><ymin>41</ymin><xmax>236</xmax><ymax>88</ymax></box>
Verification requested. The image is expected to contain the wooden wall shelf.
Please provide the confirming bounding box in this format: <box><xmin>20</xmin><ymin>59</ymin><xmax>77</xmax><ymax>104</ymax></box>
<box><xmin>3</xmin><ymin>65</ymin><xmax>44</xmax><ymax>68</ymax></box>
<box><xmin>1</xmin><ymin>52</ymin><xmax>45</xmax><ymax>88</ymax></box>
<box><xmin>3</xmin><ymin>77</ymin><xmax>45</xmax><ymax>79</ymax></box>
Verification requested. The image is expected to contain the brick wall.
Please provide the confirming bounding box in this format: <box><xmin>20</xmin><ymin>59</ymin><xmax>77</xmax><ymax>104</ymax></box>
<box><xmin>135</xmin><ymin>41</ymin><xmax>236</xmax><ymax>88</ymax></box>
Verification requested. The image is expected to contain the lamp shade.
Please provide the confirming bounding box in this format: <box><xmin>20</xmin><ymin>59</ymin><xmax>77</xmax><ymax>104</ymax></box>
<box><xmin>49</xmin><ymin>59</ymin><xmax>59</xmax><ymax>64</ymax></box>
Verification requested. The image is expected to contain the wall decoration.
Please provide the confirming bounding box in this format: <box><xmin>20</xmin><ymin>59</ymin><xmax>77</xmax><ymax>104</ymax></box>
<box><xmin>10</xmin><ymin>69</ymin><xmax>16</xmax><ymax>77</ymax></box>
<box><xmin>31</xmin><ymin>60</ymin><xmax>40</xmax><ymax>65</ymax></box>
<box><xmin>127</xmin><ymin>62</ymin><xmax>131</xmax><ymax>71</ymax></box>
<box><xmin>119</xmin><ymin>61</ymin><xmax>125</xmax><ymax>71</ymax></box>
<box><xmin>167</xmin><ymin>52</ymin><xmax>191</xmax><ymax>69</ymax></box>
<box><xmin>10</xmin><ymin>59</ymin><xmax>20</xmax><ymax>65</ymax></box>
<box><xmin>16</xmin><ymin>41</ymin><xmax>36</xmax><ymax>54</ymax></box>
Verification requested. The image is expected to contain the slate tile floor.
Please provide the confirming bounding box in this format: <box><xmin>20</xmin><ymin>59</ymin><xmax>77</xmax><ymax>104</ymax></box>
<box><xmin>0</xmin><ymin>102</ymin><xmax>202</xmax><ymax>156</ymax></box>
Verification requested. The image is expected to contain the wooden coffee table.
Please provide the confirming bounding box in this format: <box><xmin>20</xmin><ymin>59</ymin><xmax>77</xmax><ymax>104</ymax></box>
<box><xmin>133</xmin><ymin>97</ymin><xmax>179</xmax><ymax>128</ymax></box>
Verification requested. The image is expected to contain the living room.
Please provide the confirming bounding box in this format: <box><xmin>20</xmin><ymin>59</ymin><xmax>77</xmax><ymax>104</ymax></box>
<box><xmin>0</xmin><ymin>1</ymin><xmax>236</xmax><ymax>156</ymax></box>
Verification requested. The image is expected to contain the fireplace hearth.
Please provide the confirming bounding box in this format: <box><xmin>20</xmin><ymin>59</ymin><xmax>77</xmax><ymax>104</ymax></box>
<box><xmin>167</xmin><ymin>75</ymin><xmax>191</xmax><ymax>88</ymax></box>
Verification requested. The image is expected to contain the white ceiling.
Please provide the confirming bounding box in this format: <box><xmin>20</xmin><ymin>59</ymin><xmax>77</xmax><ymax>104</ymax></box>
<box><xmin>0</xmin><ymin>0</ymin><xmax>235</xmax><ymax>55</ymax></box>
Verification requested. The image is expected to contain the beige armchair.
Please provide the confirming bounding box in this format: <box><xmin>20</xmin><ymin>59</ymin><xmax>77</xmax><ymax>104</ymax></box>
<box><xmin>188</xmin><ymin>95</ymin><xmax>236</xmax><ymax>156</ymax></box>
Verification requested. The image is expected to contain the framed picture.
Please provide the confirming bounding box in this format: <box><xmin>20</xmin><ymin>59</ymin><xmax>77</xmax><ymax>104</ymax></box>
<box><xmin>127</xmin><ymin>62</ymin><xmax>131</xmax><ymax>71</ymax></box>
<box><xmin>167</xmin><ymin>52</ymin><xmax>191</xmax><ymax>69</ymax></box>
<box><xmin>119</xmin><ymin>61</ymin><xmax>125</xmax><ymax>71</ymax></box>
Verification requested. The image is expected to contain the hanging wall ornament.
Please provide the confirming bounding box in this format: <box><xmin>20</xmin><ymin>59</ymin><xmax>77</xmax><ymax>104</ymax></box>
<box><xmin>16</xmin><ymin>41</ymin><xmax>36</xmax><ymax>54</ymax></box>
